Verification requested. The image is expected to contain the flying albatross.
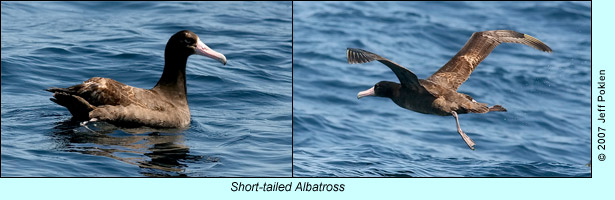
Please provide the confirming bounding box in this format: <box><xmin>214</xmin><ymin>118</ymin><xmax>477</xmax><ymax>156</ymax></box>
<box><xmin>348</xmin><ymin>30</ymin><xmax>551</xmax><ymax>150</ymax></box>
<box><xmin>46</xmin><ymin>30</ymin><xmax>227</xmax><ymax>128</ymax></box>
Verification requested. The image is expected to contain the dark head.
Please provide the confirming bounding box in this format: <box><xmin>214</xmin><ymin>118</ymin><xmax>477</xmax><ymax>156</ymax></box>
<box><xmin>165</xmin><ymin>30</ymin><xmax>227</xmax><ymax>65</ymax></box>
<box><xmin>357</xmin><ymin>81</ymin><xmax>400</xmax><ymax>99</ymax></box>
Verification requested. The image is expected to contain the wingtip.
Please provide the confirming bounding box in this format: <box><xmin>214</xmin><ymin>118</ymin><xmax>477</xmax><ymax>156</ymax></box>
<box><xmin>522</xmin><ymin>34</ymin><xmax>553</xmax><ymax>53</ymax></box>
<box><xmin>347</xmin><ymin>48</ymin><xmax>360</xmax><ymax>64</ymax></box>
<box><xmin>346</xmin><ymin>48</ymin><xmax>352</xmax><ymax>64</ymax></box>
<box><xmin>347</xmin><ymin>48</ymin><xmax>373</xmax><ymax>64</ymax></box>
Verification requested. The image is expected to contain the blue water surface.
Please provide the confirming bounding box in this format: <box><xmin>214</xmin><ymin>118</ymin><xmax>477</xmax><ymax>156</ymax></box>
<box><xmin>293</xmin><ymin>1</ymin><xmax>591</xmax><ymax>177</ymax></box>
<box><xmin>1</xmin><ymin>1</ymin><xmax>292</xmax><ymax>177</ymax></box>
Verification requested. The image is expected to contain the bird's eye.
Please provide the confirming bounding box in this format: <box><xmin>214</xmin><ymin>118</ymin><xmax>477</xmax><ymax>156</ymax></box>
<box><xmin>184</xmin><ymin>38</ymin><xmax>193</xmax><ymax>44</ymax></box>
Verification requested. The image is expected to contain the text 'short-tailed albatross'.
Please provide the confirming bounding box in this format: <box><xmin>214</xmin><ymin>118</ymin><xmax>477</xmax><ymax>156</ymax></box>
<box><xmin>348</xmin><ymin>30</ymin><xmax>552</xmax><ymax>150</ymax></box>
<box><xmin>47</xmin><ymin>30</ymin><xmax>227</xmax><ymax>128</ymax></box>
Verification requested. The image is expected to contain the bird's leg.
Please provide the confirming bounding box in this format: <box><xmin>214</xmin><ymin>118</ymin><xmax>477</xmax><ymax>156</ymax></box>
<box><xmin>451</xmin><ymin>111</ymin><xmax>475</xmax><ymax>150</ymax></box>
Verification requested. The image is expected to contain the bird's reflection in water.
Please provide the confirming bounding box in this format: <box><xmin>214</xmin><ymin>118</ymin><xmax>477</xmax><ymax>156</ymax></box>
<box><xmin>50</xmin><ymin>120</ymin><xmax>218</xmax><ymax>177</ymax></box>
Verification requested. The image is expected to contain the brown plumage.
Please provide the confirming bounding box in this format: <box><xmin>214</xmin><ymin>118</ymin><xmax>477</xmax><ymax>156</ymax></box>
<box><xmin>47</xmin><ymin>30</ymin><xmax>227</xmax><ymax>128</ymax></box>
<box><xmin>348</xmin><ymin>30</ymin><xmax>551</xmax><ymax>150</ymax></box>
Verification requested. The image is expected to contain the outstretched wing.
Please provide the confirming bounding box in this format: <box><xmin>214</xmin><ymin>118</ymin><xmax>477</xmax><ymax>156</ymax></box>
<box><xmin>427</xmin><ymin>30</ymin><xmax>552</xmax><ymax>91</ymax></box>
<box><xmin>347</xmin><ymin>48</ymin><xmax>425</xmax><ymax>92</ymax></box>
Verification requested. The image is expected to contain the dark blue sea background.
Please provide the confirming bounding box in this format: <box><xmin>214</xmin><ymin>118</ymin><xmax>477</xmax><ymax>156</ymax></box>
<box><xmin>293</xmin><ymin>1</ymin><xmax>591</xmax><ymax>177</ymax></box>
<box><xmin>1</xmin><ymin>1</ymin><xmax>291</xmax><ymax>177</ymax></box>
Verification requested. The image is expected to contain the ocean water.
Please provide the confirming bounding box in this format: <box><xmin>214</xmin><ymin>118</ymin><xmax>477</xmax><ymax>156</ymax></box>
<box><xmin>1</xmin><ymin>1</ymin><xmax>292</xmax><ymax>177</ymax></box>
<box><xmin>293</xmin><ymin>1</ymin><xmax>591</xmax><ymax>177</ymax></box>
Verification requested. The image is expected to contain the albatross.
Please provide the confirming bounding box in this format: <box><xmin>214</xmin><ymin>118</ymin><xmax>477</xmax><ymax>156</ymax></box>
<box><xmin>47</xmin><ymin>30</ymin><xmax>227</xmax><ymax>128</ymax></box>
<box><xmin>348</xmin><ymin>30</ymin><xmax>551</xmax><ymax>150</ymax></box>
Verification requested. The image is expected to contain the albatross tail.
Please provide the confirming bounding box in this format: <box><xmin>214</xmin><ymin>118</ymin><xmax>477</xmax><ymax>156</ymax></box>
<box><xmin>489</xmin><ymin>105</ymin><xmax>507</xmax><ymax>112</ymax></box>
<box><xmin>46</xmin><ymin>88</ymin><xmax>95</xmax><ymax>120</ymax></box>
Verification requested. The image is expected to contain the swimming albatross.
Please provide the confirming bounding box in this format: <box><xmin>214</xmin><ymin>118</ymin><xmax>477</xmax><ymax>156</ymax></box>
<box><xmin>47</xmin><ymin>30</ymin><xmax>227</xmax><ymax>128</ymax></box>
<box><xmin>348</xmin><ymin>30</ymin><xmax>551</xmax><ymax>150</ymax></box>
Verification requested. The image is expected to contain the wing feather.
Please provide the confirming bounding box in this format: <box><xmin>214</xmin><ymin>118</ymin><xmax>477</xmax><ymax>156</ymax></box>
<box><xmin>427</xmin><ymin>30</ymin><xmax>551</xmax><ymax>90</ymax></box>
<box><xmin>347</xmin><ymin>48</ymin><xmax>425</xmax><ymax>92</ymax></box>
